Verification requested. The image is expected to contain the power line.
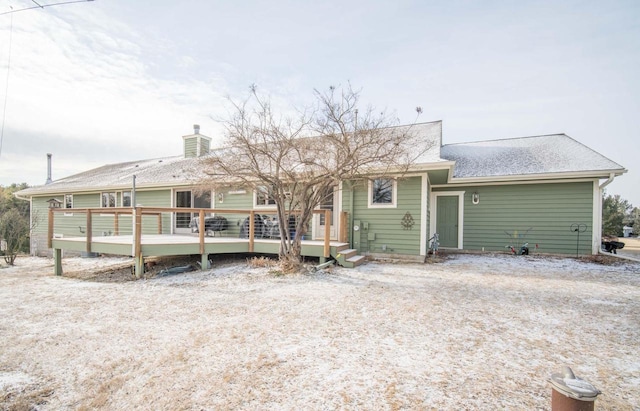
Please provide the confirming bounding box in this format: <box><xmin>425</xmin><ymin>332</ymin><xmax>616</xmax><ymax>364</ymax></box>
<box><xmin>0</xmin><ymin>9</ymin><xmax>13</xmax><ymax>160</ymax></box>
<box><xmin>0</xmin><ymin>0</ymin><xmax>95</xmax><ymax>159</ymax></box>
<box><xmin>0</xmin><ymin>0</ymin><xmax>95</xmax><ymax>16</ymax></box>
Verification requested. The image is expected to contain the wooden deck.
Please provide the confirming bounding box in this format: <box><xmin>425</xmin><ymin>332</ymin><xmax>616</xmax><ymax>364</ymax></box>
<box><xmin>48</xmin><ymin>206</ymin><xmax>364</xmax><ymax>277</ymax></box>
<box><xmin>53</xmin><ymin>234</ymin><xmax>349</xmax><ymax>259</ymax></box>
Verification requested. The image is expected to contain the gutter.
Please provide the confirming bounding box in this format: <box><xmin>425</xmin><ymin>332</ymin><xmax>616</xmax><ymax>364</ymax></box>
<box><xmin>442</xmin><ymin>168</ymin><xmax>625</xmax><ymax>185</ymax></box>
<box><xmin>13</xmin><ymin>192</ymin><xmax>30</xmax><ymax>201</ymax></box>
<box><xmin>599</xmin><ymin>172</ymin><xmax>615</xmax><ymax>190</ymax></box>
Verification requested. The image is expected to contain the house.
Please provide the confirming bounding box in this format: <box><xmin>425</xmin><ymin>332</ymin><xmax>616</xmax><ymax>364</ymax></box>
<box><xmin>623</xmin><ymin>226</ymin><xmax>634</xmax><ymax>238</ymax></box>
<box><xmin>15</xmin><ymin>122</ymin><xmax>626</xmax><ymax>263</ymax></box>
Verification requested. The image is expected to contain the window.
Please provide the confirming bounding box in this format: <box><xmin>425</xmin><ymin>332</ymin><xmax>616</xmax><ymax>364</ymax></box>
<box><xmin>101</xmin><ymin>192</ymin><xmax>116</xmax><ymax>208</ymax></box>
<box><xmin>255</xmin><ymin>186</ymin><xmax>276</xmax><ymax>207</ymax></box>
<box><xmin>368</xmin><ymin>178</ymin><xmax>397</xmax><ymax>208</ymax></box>
<box><xmin>122</xmin><ymin>191</ymin><xmax>132</xmax><ymax>207</ymax></box>
<box><xmin>64</xmin><ymin>194</ymin><xmax>73</xmax><ymax>209</ymax></box>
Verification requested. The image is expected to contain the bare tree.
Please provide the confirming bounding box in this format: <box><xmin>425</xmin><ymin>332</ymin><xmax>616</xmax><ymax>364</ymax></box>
<box><xmin>204</xmin><ymin>85</ymin><xmax>433</xmax><ymax>270</ymax></box>
<box><xmin>0</xmin><ymin>183</ymin><xmax>34</xmax><ymax>265</ymax></box>
<box><xmin>0</xmin><ymin>209</ymin><xmax>30</xmax><ymax>265</ymax></box>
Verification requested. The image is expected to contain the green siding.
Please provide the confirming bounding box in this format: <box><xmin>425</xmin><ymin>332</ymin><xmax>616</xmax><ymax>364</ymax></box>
<box><xmin>184</xmin><ymin>137</ymin><xmax>198</xmax><ymax>158</ymax></box>
<box><xmin>32</xmin><ymin>189</ymin><xmax>172</xmax><ymax>238</ymax></box>
<box><xmin>215</xmin><ymin>189</ymin><xmax>254</xmax><ymax>237</ymax></box>
<box><xmin>200</xmin><ymin>139</ymin><xmax>210</xmax><ymax>156</ymax></box>
<box><xmin>348</xmin><ymin>176</ymin><xmax>423</xmax><ymax>255</ymax></box>
<box><xmin>137</xmin><ymin>190</ymin><xmax>172</xmax><ymax>234</ymax></box>
<box><xmin>433</xmin><ymin>182</ymin><xmax>594</xmax><ymax>255</ymax></box>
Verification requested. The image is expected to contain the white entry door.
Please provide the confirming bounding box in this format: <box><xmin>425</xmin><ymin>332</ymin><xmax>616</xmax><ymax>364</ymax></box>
<box><xmin>313</xmin><ymin>186</ymin><xmax>338</xmax><ymax>240</ymax></box>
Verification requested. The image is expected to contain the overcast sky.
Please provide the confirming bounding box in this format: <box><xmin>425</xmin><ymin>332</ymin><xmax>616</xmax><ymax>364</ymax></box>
<box><xmin>0</xmin><ymin>0</ymin><xmax>638</xmax><ymax>206</ymax></box>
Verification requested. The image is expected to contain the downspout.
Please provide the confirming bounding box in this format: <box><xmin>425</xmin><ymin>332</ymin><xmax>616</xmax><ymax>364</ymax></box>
<box><xmin>349</xmin><ymin>182</ymin><xmax>354</xmax><ymax>248</ymax></box>
<box><xmin>599</xmin><ymin>173</ymin><xmax>615</xmax><ymax>190</ymax></box>
<box><xmin>595</xmin><ymin>173</ymin><xmax>616</xmax><ymax>254</ymax></box>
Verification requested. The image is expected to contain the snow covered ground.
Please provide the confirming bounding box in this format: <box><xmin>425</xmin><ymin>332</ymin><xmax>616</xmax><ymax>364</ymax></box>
<box><xmin>1</xmin><ymin>254</ymin><xmax>639</xmax><ymax>410</ymax></box>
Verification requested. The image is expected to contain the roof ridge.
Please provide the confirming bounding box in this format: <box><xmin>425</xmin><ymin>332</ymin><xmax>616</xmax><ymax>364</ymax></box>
<box><xmin>443</xmin><ymin>133</ymin><xmax>568</xmax><ymax>147</ymax></box>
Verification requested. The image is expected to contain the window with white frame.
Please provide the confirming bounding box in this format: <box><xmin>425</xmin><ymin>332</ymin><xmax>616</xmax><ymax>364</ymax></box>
<box><xmin>64</xmin><ymin>194</ymin><xmax>73</xmax><ymax>209</ymax></box>
<box><xmin>368</xmin><ymin>178</ymin><xmax>397</xmax><ymax>208</ymax></box>
<box><xmin>255</xmin><ymin>186</ymin><xmax>276</xmax><ymax>207</ymax></box>
<box><xmin>122</xmin><ymin>191</ymin><xmax>132</xmax><ymax>207</ymax></box>
<box><xmin>101</xmin><ymin>192</ymin><xmax>116</xmax><ymax>208</ymax></box>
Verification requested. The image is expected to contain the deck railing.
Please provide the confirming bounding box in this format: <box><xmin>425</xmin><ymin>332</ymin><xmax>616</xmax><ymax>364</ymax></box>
<box><xmin>48</xmin><ymin>206</ymin><xmax>347</xmax><ymax>260</ymax></box>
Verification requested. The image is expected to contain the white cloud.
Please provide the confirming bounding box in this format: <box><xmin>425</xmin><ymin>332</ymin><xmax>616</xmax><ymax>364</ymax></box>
<box><xmin>0</xmin><ymin>0</ymin><xmax>637</xmax><ymax>207</ymax></box>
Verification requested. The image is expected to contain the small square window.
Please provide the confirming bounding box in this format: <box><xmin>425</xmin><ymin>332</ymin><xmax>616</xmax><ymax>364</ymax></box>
<box><xmin>368</xmin><ymin>178</ymin><xmax>397</xmax><ymax>208</ymax></box>
<box><xmin>64</xmin><ymin>194</ymin><xmax>73</xmax><ymax>209</ymax></box>
<box><xmin>255</xmin><ymin>186</ymin><xmax>276</xmax><ymax>207</ymax></box>
<box><xmin>122</xmin><ymin>191</ymin><xmax>132</xmax><ymax>207</ymax></box>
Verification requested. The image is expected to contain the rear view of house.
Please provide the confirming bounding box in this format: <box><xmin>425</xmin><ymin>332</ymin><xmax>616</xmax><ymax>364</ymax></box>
<box><xmin>16</xmin><ymin>122</ymin><xmax>626</xmax><ymax>263</ymax></box>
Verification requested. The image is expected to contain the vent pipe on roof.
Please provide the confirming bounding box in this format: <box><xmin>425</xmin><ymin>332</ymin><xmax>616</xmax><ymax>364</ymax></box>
<box><xmin>46</xmin><ymin>153</ymin><xmax>53</xmax><ymax>185</ymax></box>
<box><xmin>194</xmin><ymin>124</ymin><xmax>200</xmax><ymax>134</ymax></box>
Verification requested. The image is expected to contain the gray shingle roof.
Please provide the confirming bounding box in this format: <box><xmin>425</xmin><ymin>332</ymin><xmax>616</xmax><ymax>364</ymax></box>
<box><xmin>440</xmin><ymin>134</ymin><xmax>626</xmax><ymax>178</ymax></box>
<box><xmin>16</xmin><ymin>128</ymin><xmax>625</xmax><ymax>197</ymax></box>
<box><xmin>17</xmin><ymin>155</ymin><xmax>207</xmax><ymax>196</ymax></box>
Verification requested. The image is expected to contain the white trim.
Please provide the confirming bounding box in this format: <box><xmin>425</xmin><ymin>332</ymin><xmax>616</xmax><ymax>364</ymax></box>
<box><xmin>212</xmin><ymin>190</ymin><xmax>218</xmax><ymax>209</ymax></box>
<box><xmin>312</xmin><ymin>185</ymin><xmax>340</xmax><ymax>241</ymax></box>
<box><xmin>121</xmin><ymin>190</ymin><xmax>132</xmax><ymax>207</ymax></box>
<box><xmin>419</xmin><ymin>173</ymin><xmax>429</xmax><ymax>256</ymax></box>
<box><xmin>172</xmin><ymin>188</ymin><xmax>193</xmax><ymax>234</ymax></box>
<box><xmin>443</xmin><ymin>169</ymin><xmax>625</xmax><ymax>185</ymax></box>
<box><xmin>429</xmin><ymin>191</ymin><xmax>465</xmax><ymax>249</ymax></box>
<box><xmin>100</xmin><ymin>191</ymin><xmax>117</xmax><ymax>208</ymax></box>
<box><xmin>592</xmin><ymin>180</ymin><xmax>601</xmax><ymax>254</ymax></box>
<box><xmin>431</xmin><ymin>177</ymin><xmax>600</xmax><ymax>189</ymax></box>
<box><xmin>367</xmin><ymin>178</ymin><xmax>398</xmax><ymax>208</ymax></box>
<box><xmin>63</xmin><ymin>193</ymin><xmax>73</xmax><ymax>216</ymax></box>
<box><xmin>337</xmin><ymin>181</ymin><xmax>343</xmax><ymax>238</ymax></box>
<box><xmin>253</xmin><ymin>187</ymin><xmax>277</xmax><ymax>210</ymax></box>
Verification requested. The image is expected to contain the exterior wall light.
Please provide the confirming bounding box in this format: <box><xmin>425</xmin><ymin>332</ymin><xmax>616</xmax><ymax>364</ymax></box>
<box><xmin>217</xmin><ymin>192</ymin><xmax>224</xmax><ymax>203</ymax></box>
<box><xmin>472</xmin><ymin>192</ymin><xmax>480</xmax><ymax>205</ymax></box>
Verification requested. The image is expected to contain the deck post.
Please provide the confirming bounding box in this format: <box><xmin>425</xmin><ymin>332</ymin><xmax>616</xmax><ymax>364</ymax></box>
<box><xmin>199</xmin><ymin>209</ymin><xmax>205</xmax><ymax>254</ymax></box>
<box><xmin>47</xmin><ymin>208</ymin><xmax>54</xmax><ymax>249</ymax></box>
<box><xmin>54</xmin><ymin>248</ymin><xmax>63</xmax><ymax>276</ymax></box>
<box><xmin>86</xmin><ymin>210</ymin><xmax>92</xmax><ymax>253</ymax></box>
<box><xmin>114</xmin><ymin>212</ymin><xmax>119</xmax><ymax>235</ymax></box>
<box><xmin>324</xmin><ymin>209</ymin><xmax>331</xmax><ymax>258</ymax></box>
<box><xmin>133</xmin><ymin>207</ymin><xmax>143</xmax><ymax>278</ymax></box>
<box><xmin>249</xmin><ymin>211</ymin><xmax>255</xmax><ymax>253</ymax></box>
<box><xmin>200</xmin><ymin>254</ymin><xmax>209</xmax><ymax>270</ymax></box>
<box><xmin>133</xmin><ymin>255</ymin><xmax>144</xmax><ymax>279</ymax></box>
<box><xmin>157</xmin><ymin>213</ymin><xmax>162</xmax><ymax>234</ymax></box>
<box><xmin>339</xmin><ymin>211</ymin><xmax>348</xmax><ymax>243</ymax></box>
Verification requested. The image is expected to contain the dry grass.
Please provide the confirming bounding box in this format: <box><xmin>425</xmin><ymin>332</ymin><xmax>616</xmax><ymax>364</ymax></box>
<box><xmin>0</xmin><ymin>254</ymin><xmax>639</xmax><ymax>410</ymax></box>
<box><xmin>246</xmin><ymin>255</ymin><xmax>277</xmax><ymax>268</ymax></box>
<box><xmin>1</xmin><ymin>383</ymin><xmax>53</xmax><ymax>411</ymax></box>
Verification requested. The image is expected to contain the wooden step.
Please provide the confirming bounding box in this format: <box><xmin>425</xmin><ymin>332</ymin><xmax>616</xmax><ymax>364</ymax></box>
<box><xmin>332</xmin><ymin>248</ymin><xmax>366</xmax><ymax>268</ymax></box>
<box><xmin>337</xmin><ymin>248</ymin><xmax>358</xmax><ymax>259</ymax></box>
<box><xmin>345</xmin><ymin>255</ymin><xmax>366</xmax><ymax>267</ymax></box>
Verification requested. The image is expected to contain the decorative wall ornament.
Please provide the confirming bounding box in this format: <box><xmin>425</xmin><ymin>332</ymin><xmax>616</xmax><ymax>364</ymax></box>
<box><xmin>401</xmin><ymin>211</ymin><xmax>415</xmax><ymax>230</ymax></box>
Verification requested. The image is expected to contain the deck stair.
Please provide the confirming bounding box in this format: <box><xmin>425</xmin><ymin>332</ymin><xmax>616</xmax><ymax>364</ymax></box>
<box><xmin>332</xmin><ymin>245</ymin><xmax>366</xmax><ymax>268</ymax></box>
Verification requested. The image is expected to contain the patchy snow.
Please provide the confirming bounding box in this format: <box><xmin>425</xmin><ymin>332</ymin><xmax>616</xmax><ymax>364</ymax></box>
<box><xmin>441</xmin><ymin>134</ymin><xmax>625</xmax><ymax>178</ymax></box>
<box><xmin>0</xmin><ymin>254</ymin><xmax>639</xmax><ymax>410</ymax></box>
